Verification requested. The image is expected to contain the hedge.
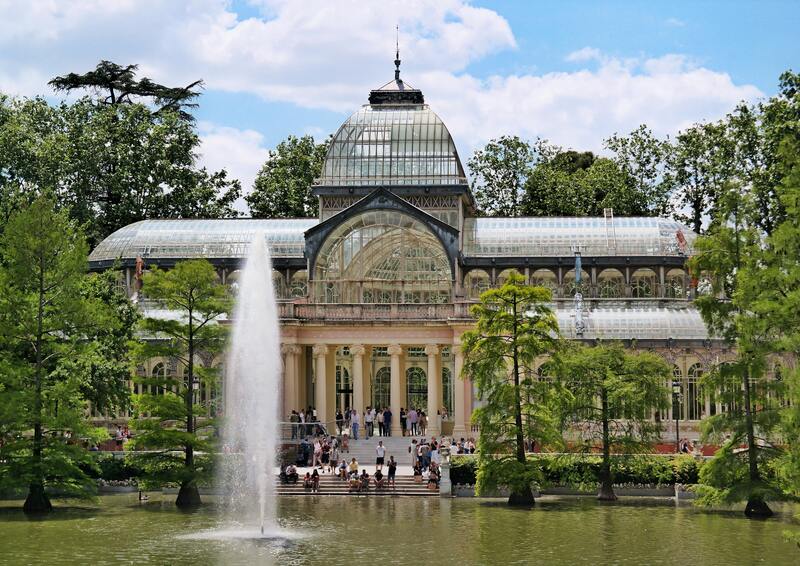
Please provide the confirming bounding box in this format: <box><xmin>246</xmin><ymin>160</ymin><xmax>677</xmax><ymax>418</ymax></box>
<box><xmin>450</xmin><ymin>454</ymin><xmax>701</xmax><ymax>487</ymax></box>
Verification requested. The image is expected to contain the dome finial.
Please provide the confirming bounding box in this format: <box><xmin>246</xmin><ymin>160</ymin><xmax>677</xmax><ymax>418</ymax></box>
<box><xmin>394</xmin><ymin>24</ymin><xmax>401</xmax><ymax>81</ymax></box>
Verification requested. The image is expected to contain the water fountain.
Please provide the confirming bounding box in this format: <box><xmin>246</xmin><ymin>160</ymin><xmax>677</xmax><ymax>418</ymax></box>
<box><xmin>222</xmin><ymin>235</ymin><xmax>282</xmax><ymax>536</ymax></box>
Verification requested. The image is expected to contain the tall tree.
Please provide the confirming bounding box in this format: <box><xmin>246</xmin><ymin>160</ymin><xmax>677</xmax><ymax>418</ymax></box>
<box><xmin>0</xmin><ymin>95</ymin><xmax>241</xmax><ymax>246</ymax></box>
<box><xmin>468</xmin><ymin>136</ymin><xmax>537</xmax><ymax>217</ymax></box>
<box><xmin>605</xmin><ymin>125</ymin><xmax>674</xmax><ymax>216</ymax></box>
<box><xmin>49</xmin><ymin>60</ymin><xmax>203</xmax><ymax>121</ymax></box>
<box><xmin>246</xmin><ymin>135</ymin><xmax>329</xmax><ymax>218</ymax></box>
<box><xmin>0</xmin><ymin>198</ymin><xmax>132</xmax><ymax>512</ymax></box>
<box><xmin>553</xmin><ymin>342</ymin><xmax>670</xmax><ymax>501</ymax></box>
<box><xmin>461</xmin><ymin>271</ymin><xmax>562</xmax><ymax>505</ymax></box>
<box><xmin>689</xmin><ymin>180</ymin><xmax>784</xmax><ymax>518</ymax></box>
<box><xmin>130</xmin><ymin>260</ymin><xmax>230</xmax><ymax>507</ymax></box>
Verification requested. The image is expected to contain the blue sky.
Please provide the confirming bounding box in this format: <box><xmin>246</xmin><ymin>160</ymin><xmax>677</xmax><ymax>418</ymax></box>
<box><xmin>1</xmin><ymin>1</ymin><xmax>798</xmax><ymax>196</ymax></box>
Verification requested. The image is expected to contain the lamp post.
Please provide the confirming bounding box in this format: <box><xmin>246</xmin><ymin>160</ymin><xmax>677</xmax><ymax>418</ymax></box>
<box><xmin>672</xmin><ymin>379</ymin><xmax>681</xmax><ymax>453</ymax></box>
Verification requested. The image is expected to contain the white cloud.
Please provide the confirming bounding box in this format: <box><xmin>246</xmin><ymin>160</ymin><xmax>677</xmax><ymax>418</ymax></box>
<box><xmin>665</xmin><ymin>17</ymin><xmax>686</xmax><ymax>28</ymax></box>
<box><xmin>0</xmin><ymin>1</ymin><xmax>763</xmax><ymax>197</ymax></box>
<box><xmin>196</xmin><ymin>122</ymin><xmax>268</xmax><ymax>211</ymax></box>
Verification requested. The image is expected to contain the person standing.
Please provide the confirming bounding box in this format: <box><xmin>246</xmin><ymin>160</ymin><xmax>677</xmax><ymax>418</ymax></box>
<box><xmin>335</xmin><ymin>409</ymin><xmax>344</xmax><ymax>435</ymax></box>
<box><xmin>376</xmin><ymin>408</ymin><xmax>384</xmax><ymax>438</ymax></box>
<box><xmin>351</xmin><ymin>409</ymin><xmax>360</xmax><ymax>440</ymax></box>
<box><xmin>290</xmin><ymin>410</ymin><xmax>300</xmax><ymax>439</ymax></box>
<box><xmin>419</xmin><ymin>411</ymin><xmax>428</xmax><ymax>436</ymax></box>
<box><xmin>383</xmin><ymin>407</ymin><xmax>392</xmax><ymax>437</ymax></box>
<box><xmin>408</xmin><ymin>408</ymin><xmax>418</xmax><ymax>436</ymax></box>
<box><xmin>375</xmin><ymin>440</ymin><xmax>386</xmax><ymax>472</ymax></box>
<box><xmin>365</xmin><ymin>406</ymin><xmax>374</xmax><ymax>439</ymax></box>
<box><xmin>400</xmin><ymin>408</ymin><xmax>407</xmax><ymax>437</ymax></box>
<box><xmin>387</xmin><ymin>455</ymin><xmax>397</xmax><ymax>489</ymax></box>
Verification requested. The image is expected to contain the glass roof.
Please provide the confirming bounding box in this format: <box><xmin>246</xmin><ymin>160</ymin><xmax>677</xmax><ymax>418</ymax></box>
<box><xmin>556</xmin><ymin>306</ymin><xmax>708</xmax><ymax>340</ymax></box>
<box><xmin>318</xmin><ymin>105</ymin><xmax>467</xmax><ymax>187</ymax></box>
<box><xmin>463</xmin><ymin>217</ymin><xmax>696</xmax><ymax>257</ymax></box>
<box><xmin>88</xmin><ymin>218</ymin><xmax>318</xmax><ymax>263</ymax></box>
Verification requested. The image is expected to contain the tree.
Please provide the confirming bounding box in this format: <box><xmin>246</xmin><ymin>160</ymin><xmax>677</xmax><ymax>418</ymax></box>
<box><xmin>0</xmin><ymin>198</ymin><xmax>132</xmax><ymax>512</ymax></box>
<box><xmin>552</xmin><ymin>342</ymin><xmax>670</xmax><ymax>501</ymax></box>
<box><xmin>461</xmin><ymin>271</ymin><xmax>561</xmax><ymax>505</ymax></box>
<box><xmin>689</xmin><ymin>180</ymin><xmax>785</xmax><ymax>518</ymax></box>
<box><xmin>130</xmin><ymin>260</ymin><xmax>230</xmax><ymax>507</ymax></box>
<box><xmin>246</xmin><ymin>135</ymin><xmax>329</xmax><ymax>218</ymax></box>
<box><xmin>0</xmin><ymin>95</ymin><xmax>241</xmax><ymax>247</ymax></box>
<box><xmin>468</xmin><ymin>136</ymin><xmax>538</xmax><ymax>217</ymax></box>
<box><xmin>49</xmin><ymin>60</ymin><xmax>203</xmax><ymax>121</ymax></box>
<box><xmin>605</xmin><ymin>125</ymin><xmax>674</xmax><ymax>216</ymax></box>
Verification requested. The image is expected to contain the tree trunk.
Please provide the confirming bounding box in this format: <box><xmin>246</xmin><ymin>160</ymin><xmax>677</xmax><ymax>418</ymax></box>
<box><xmin>598</xmin><ymin>387</ymin><xmax>617</xmax><ymax>501</ymax></box>
<box><xmin>509</xmin><ymin>295</ymin><xmax>533</xmax><ymax>507</ymax></box>
<box><xmin>742</xmin><ymin>364</ymin><xmax>771</xmax><ymax>518</ymax></box>
<box><xmin>508</xmin><ymin>487</ymin><xmax>535</xmax><ymax>507</ymax></box>
<box><xmin>23</xmin><ymin>481</ymin><xmax>52</xmax><ymax>514</ymax></box>
<box><xmin>176</xmin><ymin>481</ymin><xmax>201</xmax><ymax>508</ymax></box>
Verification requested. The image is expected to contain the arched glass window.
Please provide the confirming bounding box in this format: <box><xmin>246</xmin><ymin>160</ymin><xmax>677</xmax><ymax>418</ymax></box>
<box><xmin>563</xmin><ymin>269</ymin><xmax>590</xmax><ymax>297</ymax></box>
<box><xmin>290</xmin><ymin>270</ymin><xmax>308</xmax><ymax>298</ymax></box>
<box><xmin>442</xmin><ymin>367</ymin><xmax>453</xmax><ymax>415</ymax></box>
<box><xmin>272</xmin><ymin>270</ymin><xmax>287</xmax><ymax>299</ymax></box>
<box><xmin>631</xmin><ymin>268</ymin><xmax>658</xmax><ymax>298</ymax></box>
<box><xmin>465</xmin><ymin>269</ymin><xmax>491</xmax><ymax>300</ymax></box>
<box><xmin>336</xmin><ymin>365</ymin><xmax>352</xmax><ymax>412</ymax></box>
<box><xmin>151</xmin><ymin>363</ymin><xmax>166</xmax><ymax>396</ymax></box>
<box><xmin>406</xmin><ymin>366</ymin><xmax>427</xmax><ymax>411</ymax></box>
<box><xmin>372</xmin><ymin>367</ymin><xmax>391</xmax><ymax>409</ymax></box>
<box><xmin>530</xmin><ymin>269</ymin><xmax>557</xmax><ymax>292</ymax></box>
<box><xmin>665</xmin><ymin>269</ymin><xmax>687</xmax><ymax>299</ymax></box>
<box><xmin>496</xmin><ymin>269</ymin><xmax>519</xmax><ymax>288</ymax></box>
<box><xmin>597</xmin><ymin>269</ymin><xmax>624</xmax><ymax>298</ymax></box>
<box><xmin>314</xmin><ymin>210</ymin><xmax>452</xmax><ymax>304</ymax></box>
<box><xmin>687</xmin><ymin>364</ymin><xmax>704</xmax><ymax>420</ymax></box>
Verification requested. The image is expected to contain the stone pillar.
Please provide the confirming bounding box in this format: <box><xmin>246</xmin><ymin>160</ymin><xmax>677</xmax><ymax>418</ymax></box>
<box><xmin>388</xmin><ymin>344</ymin><xmax>403</xmax><ymax>436</ymax></box>
<box><xmin>452</xmin><ymin>345</ymin><xmax>467</xmax><ymax>437</ymax></box>
<box><xmin>351</xmin><ymin>344</ymin><xmax>365</xmax><ymax>416</ymax></box>
<box><xmin>281</xmin><ymin>344</ymin><xmax>302</xmax><ymax>417</ymax></box>
<box><xmin>425</xmin><ymin>344</ymin><xmax>441</xmax><ymax>437</ymax></box>
<box><xmin>312</xmin><ymin>344</ymin><xmax>328</xmax><ymax>425</ymax></box>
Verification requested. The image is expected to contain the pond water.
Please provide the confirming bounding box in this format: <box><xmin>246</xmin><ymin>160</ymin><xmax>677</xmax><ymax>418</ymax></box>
<box><xmin>0</xmin><ymin>495</ymin><xmax>797</xmax><ymax>565</ymax></box>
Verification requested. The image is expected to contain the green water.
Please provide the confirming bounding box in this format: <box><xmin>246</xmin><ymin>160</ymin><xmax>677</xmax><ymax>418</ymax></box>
<box><xmin>0</xmin><ymin>495</ymin><xmax>797</xmax><ymax>565</ymax></box>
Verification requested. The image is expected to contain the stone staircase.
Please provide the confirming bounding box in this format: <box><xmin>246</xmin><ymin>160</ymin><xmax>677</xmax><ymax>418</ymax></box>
<box><xmin>339</xmin><ymin>435</ymin><xmax>417</xmax><ymax>466</ymax></box>
<box><xmin>275</xmin><ymin>473</ymin><xmax>437</xmax><ymax>496</ymax></box>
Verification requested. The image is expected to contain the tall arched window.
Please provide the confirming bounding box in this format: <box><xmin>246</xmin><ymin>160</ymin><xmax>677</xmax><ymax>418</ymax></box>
<box><xmin>372</xmin><ymin>367</ymin><xmax>391</xmax><ymax>409</ymax></box>
<box><xmin>563</xmin><ymin>269</ymin><xmax>589</xmax><ymax>297</ymax></box>
<box><xmin>290</xmin><ymin>270</ymin><xmax>308</xmax><ymax>298</ymax></box>
<box><xmin>406</xmin><ymin>366</ymin><xmax>427</xmax><ymax>411</ymax></box>
<box><xmin>631</xmin><ymin>268</ymin><xmax>658</xmax><ymax>298</ymax></box>
<box><xmin>687</xmin><ymin>364</ymin><xmax>704</xmax><ymax>420</ymax></box>
<box><xmin>496</xmin><ymin>269</ymin><xmax>519</xmax><ymax>288</ymax></box>
<box><xmin>465</xmin><ymin>269</ymin><xmax>491</xmax><ymax>300</ymax></box>
<box><xmin>665</xmin><ymin>269</ymin><xmax>687</xmax><ymax>299</ymax></box>
<box><xmin>336</xmin><ymin>365</ymin><xmax>352</xmax><ymax>412</ymax></box>
<box><xmin>441</xmin><ymin>367</ymin><xmax>454</xmax><ymax>415</ymax></box>
<box><xmin>597</xmin><ymin>269</ymin><xmax>625</xmax><ymax>298</ymax></box>
<box><xmin>151</xmin><ymin>362</ymin><xmax>166</xmax><ymax>396</ymax></box>
<box><xmin>530</xmin><ymin>269</ymin><xmax>557</xmax><ymax>292</ymax></box>
<box><xmin>314</xmin><ymin>210</ymin><xmax>452</xmax><ymax>304</ymax></box>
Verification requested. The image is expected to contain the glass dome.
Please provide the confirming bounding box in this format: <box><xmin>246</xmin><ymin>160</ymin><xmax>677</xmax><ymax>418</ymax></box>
<box><xmin>463</xmin><ymin>217</ymin><xmax>696</xmax><ymax>257</ymax></box>
<box><xmin>88</xmin><ymin>218</ymin><xmax>317</xmax><ymax>264</ymax></box>
<box><xmin>318</xmin><ymin>105</ymin><xmax>467</xmax><ymax>187</ymax></box>
<box><xmin>313</xmin><ymin>209</ymin><xmax>452</xmax><ymax>303</ymax></box>
<box><xmin>556</xmin><ymin>306</ymin><xmax>708</xmax><ymax>340</ymax></box>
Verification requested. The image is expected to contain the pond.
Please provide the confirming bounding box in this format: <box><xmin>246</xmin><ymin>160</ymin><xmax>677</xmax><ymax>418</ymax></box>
<box><xmin>0</xmin><ymin>495</ymin><xmax>797</xmax><ymax>565</ymax></box>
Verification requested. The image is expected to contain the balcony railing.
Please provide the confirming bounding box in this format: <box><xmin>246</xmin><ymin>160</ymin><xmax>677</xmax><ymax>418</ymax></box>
<box><xmin>279</xmin><ymin>302</ymin><xmax>474</xmax><ymax>321</ymax></box>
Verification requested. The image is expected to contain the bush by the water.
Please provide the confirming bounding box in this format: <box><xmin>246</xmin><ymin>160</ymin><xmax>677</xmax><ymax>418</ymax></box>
<box><xmin>82</xmin><ymin>453</ymin><xmax>144</xmax><ymax>481</ymax></box>
<box><xmin>450</xmin><ymin>454</ymin><xmax>701</xmax><ymax>487</ymax></box>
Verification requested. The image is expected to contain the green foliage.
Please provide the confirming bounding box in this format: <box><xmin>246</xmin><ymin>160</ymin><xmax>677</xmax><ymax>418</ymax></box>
<box><xmin>0</xmin><ymin>198</ymin><xmax>132</xmax><ymax>507</ymax></box>
<box><xmin>246</xmin><ymin>134</ymin><xmax>329</xmax><ymax>218</ymax></box>
<box><xmin>0</xmin><ymin>90</ymin><xmax>240</xmax><ymax>247</ymax></box>
<box><xmin>552</xmin><ymin>342</ymin><xmax>671</xmax><ymax>497</ymax></box>
<box><xmin>462</xmin><ymin>271</ymin><xmax>562</xmax><ymax>500</ymax></box>
<box><xmin>129</xmin><ymin>260</ymin><xmax>229</xmax><ymax>495</ymax></box>
<box><xmin>450</xmin><ymin>455</ymin><xmax>701</xmax><ymax>488</ymax></box>
<box><xmin>468</xmin><ymin>135</ymin><xmax>539</xmax><ymax>217</ymax></box>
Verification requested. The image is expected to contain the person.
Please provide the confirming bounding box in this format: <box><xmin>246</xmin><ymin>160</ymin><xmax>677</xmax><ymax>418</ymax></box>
<box><xmin>383</xmin><ymin>407</ymin><xmax>392</xmax><ymax>437</ymax></box>
<box><xmin>408</xmin><ymin>407</ymin><xmax>418</xmax><ymax>436</ymax></box>
<box><xmin>321</xmin><ymin>439</ymin><xmax>331</xmax><ymax>470</ymax></box>
<box><xmin>299</xmin><ymin>409</ymin><xmax>306</xmax><ymax>436</ymax></box>
<box><xmin>365</xmin><ymin>406</ymin><xmax>375</xmax><ymax>438</ymax></box>
<box><xmin>419</xmin><ymin>411</ymin><xmax>428</xmax><ymax>436</ymax></box>
<box><xmin>360</xmin><ymin>469</ymin><xmax>370</xmax><ymax>491</ymax></box>
<box><xmin>335</xmin><ymin>409</ymin><xmax>344</xmax><ymax>435</ymax></box>
<box><xmin>409</xmin><ymin>439</ymin><xmax>419</xmax><ymax>468</ymax></box>
<box><xmin>312</xmin><ymin>438</ymin><xmax>322</xmax><ymax>468</ymax></box>
<box><xmin>347</xmin><ymin>457</ymin><xmax>359</xmax><ymax>479</ymax></box>
<box><xmin>337</xmin><ymin>459</ymin><xmax>347</xmax><ymax>480</ymax></box>
<box><xmin>400</xmin><ymin>408</ymin><xmax>407</xmax><ymax>436</ymax></box>
<box><xmin>329</xmin><ymin>439</ymin><xmax>339</xmax><ymax>474</ymax></box>
<box><xmin>351</xmin><ymin>409</ymin><xmax>360</xmax><ymax>440</ymax></box>
<box><xmin>303</xmin><ymin>472</ymin><xmax>312</xmax><ymax>490</ymax></box>
<box><xmin>290</xmin><ymin>410</ymin><xmax>300</xmax><ymax>439</ymax></box>
<box><xmin>376</xmin><ymin>408</ymin><xmax>384</xmax><ymax>437</ymax></box>
<box><xmin>374</xmin><ymin>468</ymin><xmax>385</xmax><ymax>489</ymax></box>
<box><xmin>412</xmin><ymin>462</ymin><xmax>423</xmax><ymax>483</ymax></box>
<box><xmin>428</xmin><ymin>462</ymin><xmax>440</xmax><ymax>489</ymax></box>
<box><xmin>115</xmin><ymin>425</ymin><xmax>124</xmax><ymax>451</ymax></box>
<box><xmin>311</xmin><ymin>468</ymin><xmax>320</xmax><ymax>493</ymax></box>
<box><xmin>348</xmin><ymin>472</ymin><xmax>362</xmax><ymax>492</ymax></box>
<box><xmin>342</xmin><ymin>431</ymin><xmax>350</xmax><ymax>453</ymax></box>
<box><xmin>281</xmin><ymin>464</ymin><xmax>298</xmax><ymax>484</ymax></box>
<box><xmin>387</xmin><ymin>455</ymin><xmax>397</xmax><ymax>489</ymax></box>
<box><xmin>375</xmin><ymin>440</ymin><xmax>386</xmax><ymax>472</ymax></box>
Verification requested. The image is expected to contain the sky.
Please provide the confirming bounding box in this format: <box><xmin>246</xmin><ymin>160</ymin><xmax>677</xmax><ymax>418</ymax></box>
<box><xmin>1</xmin><ymin>0</ymin><xmax>798</xmax><ymax>202</ymax></box>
